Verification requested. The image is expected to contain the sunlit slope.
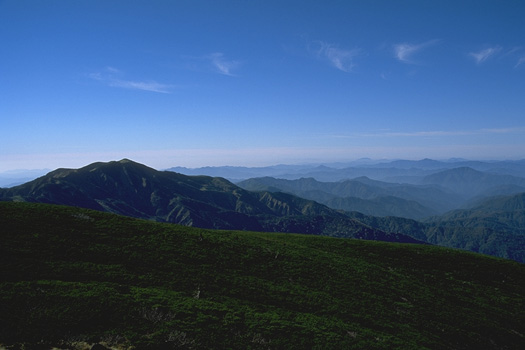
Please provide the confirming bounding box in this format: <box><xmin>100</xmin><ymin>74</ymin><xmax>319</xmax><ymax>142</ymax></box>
<box><xmin>1</xmin><ymin>202</ymin><xmax>524</xmax><ymax>349</ymax></box>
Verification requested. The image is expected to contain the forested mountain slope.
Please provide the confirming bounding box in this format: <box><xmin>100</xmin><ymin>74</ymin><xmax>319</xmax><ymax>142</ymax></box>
<box><xmin>0</xmin><ymin>159</ymin><xmax>418</xmax><ymax>243</ymax></box>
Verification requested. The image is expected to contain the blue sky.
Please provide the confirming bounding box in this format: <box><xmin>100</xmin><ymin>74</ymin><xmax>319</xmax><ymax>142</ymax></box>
<box><xmin>1</xmin><ymin>0</ymin><xmax>525</xmax><ymax>171</ymax></box>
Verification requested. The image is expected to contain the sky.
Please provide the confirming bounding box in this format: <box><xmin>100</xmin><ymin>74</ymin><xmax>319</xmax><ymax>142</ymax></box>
<box><xmin>1</xmin><ymin>0</ymin><xmax>525</xmax><ymax>172</ymax></box>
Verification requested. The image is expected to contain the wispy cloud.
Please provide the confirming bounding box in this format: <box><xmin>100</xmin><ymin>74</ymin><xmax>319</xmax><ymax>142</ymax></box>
<box><xmin>109</xmin><ymin>80</ymin><xmax>173</xmax><ymax>93</ymax></box>
<box><xmin>309</xmin><ymin>41</ymin><xmax>363</xmax><ymax>72</ymax></box>
<box><xmin>394</xmin><ymin>43</ymin><xmax>419</xmax><ymax>63</ymax></box>
<box><xmin>469</xmin><ymin>46</ymin><xmax>502</xmax><ymax>64</ymax></box>
<box><xmin>468</xmin><ymin>46</ymin><xmax>525</xmax><ymax>68</ymax></box>
<box><xmin>388</xmin><ymin>127</ymin><xmax>525</xmax><ymax>137</ymax></box>
<box><xmin>207</xmin><ymin>53</ymin><xmax>240</xmax><ymax>76</ymax></box>
<box><xmin>89</xmin><ymin>67</ymin><xmax>172</xmax><ymax>93</ymax></box>
<box><xmin>325</xmin><ymin>127</ymin><xmax>525</xmax><ymax>139</ymax></box>
<box><xmin>515</xmin><ymin>55</ymin><xmax>525</xmax><ymax>68</ymax></box>
<box><xmin>393</xmin><ymin>40</ymin><xmax>439</xmax><ymax>64</ymax></box>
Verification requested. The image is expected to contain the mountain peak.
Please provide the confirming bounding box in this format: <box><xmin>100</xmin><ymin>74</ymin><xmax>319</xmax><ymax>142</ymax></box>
<box><xmin>0</xmin><ymin>159</ymin><xmax>420</xmax><ymax>243</ymax></box>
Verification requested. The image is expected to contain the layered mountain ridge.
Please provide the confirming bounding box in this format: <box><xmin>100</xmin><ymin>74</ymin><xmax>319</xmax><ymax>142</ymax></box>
<box><xmin>168</xmin><ymin>158</ymin><xmax>525</xmax><ymax>182</ymax></box>
<box><xmin>0</xmin><ymin>159</ymin><xmax>418</xmax><ymax>243</ymax></box>
<box><xmin>2</xmin><ymin>159</ymin><xmax>525</xmax><ymax>262</ymax></box>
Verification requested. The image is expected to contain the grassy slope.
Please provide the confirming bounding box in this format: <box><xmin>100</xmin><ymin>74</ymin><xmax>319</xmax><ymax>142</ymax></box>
<box><xmin>1</xmin><ymin>202</ymin><xmax>524</xmax><ymax>349</ymax></box>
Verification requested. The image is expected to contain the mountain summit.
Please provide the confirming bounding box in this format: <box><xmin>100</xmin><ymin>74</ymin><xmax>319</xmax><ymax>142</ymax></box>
<box><xmin>0</xmin><ymin>159</ymin><xmax>418</xmax><ymax>243</ymax></box>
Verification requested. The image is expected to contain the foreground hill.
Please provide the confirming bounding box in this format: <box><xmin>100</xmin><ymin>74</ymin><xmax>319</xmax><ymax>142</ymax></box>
<box><xmin>0</xmin><ymin>159</ymin><xmax>419</xmax><ymax>243</ymax></box>
<box><xmin>1</xmin><ymin>202</ymin><xmax>524</xmax><ymax>349</ymax></box>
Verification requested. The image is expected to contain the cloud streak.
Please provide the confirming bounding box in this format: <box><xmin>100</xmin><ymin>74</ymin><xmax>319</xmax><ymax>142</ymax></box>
<box><xmin>393</xmin><ymin>40</ymin><xmax>439</xmax><ymax>64</ymax></box>
<box><xmin>468</xmin><ymin>46</ymin><xmax>525</xmax><ymax>68</ymax></box>
<box><xmin>310</xmin><ymin>41</ymin><xmax>362</xmax><ymax>72</ymax></box>
<box><xmin>469</xmin><ymin>46</ymin><xmax>501</xmax><ymax>64</ymax></box>
<box><xmin>208</xmin><ymin>53</ymin><xmax>240</xmax><ymax>76</ymax></box>
<box><xmin>515</xmin><ymin>55</ymin><xmax>525</xmax><ymax>68</ymax></box>
<box><xmin>379</xmin><ymin>128</ymin><xmax>521</xmax><ymax>137</ymax></box>
<box><xmin>89</xmin><ymin>67</ymin><xmax>172</xmax><ymax>93</ymax></box>
<box><xmin>325</xmin><ymin>127</ymin><xmax>525</xmax><ymax>139</ymax></box>
<box><xmin>108</xmin><ymin>80</ymin><xmax>172</xmax><ymax>93</ymax></box>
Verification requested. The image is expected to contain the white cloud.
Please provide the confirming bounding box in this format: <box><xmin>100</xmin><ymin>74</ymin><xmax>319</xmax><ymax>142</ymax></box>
<box><xmin>180</xmin><ymin>53</ymin><xmax>240</xmax><ymax>76</ymax></box>
<box><xmin>310</xmin><ymin>41</ymin><xmax>362</xmax><ymax>72</ymax></box>
<box><xmin>390</xmin><ymin>127</ymin><xmax>525</xmax><ymax>137</ymax></box>
<box><xmin>109</xmin><ymin>80</ymin><xmax>172</xmax><ymax>93</ymax></box>
<box><xmin>89</xmin><ymin>67</ymin><xmax>172</xmax><ymax>93</ymax></box>
<box><xmin>393</xmin><ymin>40</ymin><xmax>439</xmax><ymax>64</ymax></box>
<box><xmin>515</xmin><ymin>55</ymin><xmax>525</xmax><ymax>68</ymax></box>
<box><xmin>325</xmin><ymin>127</ymin><xmax>525</xmax><ymax>139</ymax></box>
<box><xmin>105</xmin><ymin>66</ymin><xmax>121</xmax><ymax>74</ymax></box>
<box><xmin>469</xmin><ymin>47</ymin><xmax>501</xmax><ymax>64</ymax></box>
<box><xmin>468</xmin><ymin>46</ymin><xmax>525</xmax><ymax>67</ymax></box>
<box><xmin>394</xmin><ymin>43</ymin><xmax>419</xmax><ymax>63</ymax></box>
<box><xmin>208</xmin><ymin>53</ymin><xmax>240</xmax><ymax>76</ymax></box>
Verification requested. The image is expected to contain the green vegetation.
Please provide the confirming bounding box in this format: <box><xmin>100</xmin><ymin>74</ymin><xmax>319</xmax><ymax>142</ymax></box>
<box><xmin>1</xmin><ymin>202</ymin><xmax>524</xmax><ymax>349</ymax></box>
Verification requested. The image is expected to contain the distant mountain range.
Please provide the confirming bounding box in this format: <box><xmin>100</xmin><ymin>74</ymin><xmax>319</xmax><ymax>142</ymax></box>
<box><xmin>421</xmin><ymin>166</ymin><xmax>525</xmax><ymax>198</ymax></box>
<box><xmin>167</xmin><ymin>158</ymin><xmax>525</xmax><ymax>182</ymax></box>
<box><xmin>0</xmin><ymin>159</ymin><xmax>419</xmax><ymax>244</ymax></box>
<box><xmin>2</xmin><ymin>159</ymin><xmax>525</xmax><ymax>262</ymax></box>
<box><xmin>237</xmin><ymin>176</ymin><xmax>457</xmax><ymax>219</ymax></box>
<box><xmin>237</xmin><ymin>167</ymin><xmax>525</xmax><ymax>217</ymax></box>
<box><xmin>0</xmin><ymin>168</ymin><xmax>50</xmax><ymax>188</ymax></box>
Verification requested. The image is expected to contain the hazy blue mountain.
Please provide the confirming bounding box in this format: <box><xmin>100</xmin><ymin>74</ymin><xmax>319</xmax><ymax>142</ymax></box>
<box><xmin>0</xmin><ymin>168</ymin><xmax>50</xmax><ymax>188</ymax></box>
<box><xmin>166</xmin><ymin>159</ymin><xmax>525</xmax><ymax>182</ymax></box>
<box><xmin>369</xmin><ymin>158</ymin><xmax>450</xmax><ymax>170</ymax></box>
<box><xmin>421</xmin><ymin>167</ymin><xmax>525</xmax><ymax>197</ymax></box>
<box><xmin>275</xmin><ymin>167</ymin><xmax>432</xmax><ymax>183</ymax></box>
<box><xmin>0</xmin><ymin>159</ymin><xmax>419</xmax><ymax>243</ymax></box>
<box><xmin>166</xmin><ymin>164</ymin><xmax>319</xmax><ymax>181</ymax></box>
<box><xmin>484</xmin><ymin>160</ymin><xmax>525</xmax><ymax>177</ymax></box>
<box><xmin>429</xmin><ymin>192</ymin><xmax>525</xmax><ymax>229</ymax></box>
<box><xmin>237</xmin><ymin>176</ymin><xmax>460</xmax><ymax>217</ymax></box>
<box><xmin>473</xmin><ymin>191</ymin><xmax>525</xmax><ymax>212</ymax></box>
<box><xmin>324</xmin><ymin>195</ymin><xmax>435</xmax><ymax>219</ymax></box>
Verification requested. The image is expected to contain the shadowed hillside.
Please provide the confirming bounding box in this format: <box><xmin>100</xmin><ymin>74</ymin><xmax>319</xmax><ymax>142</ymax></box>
<box><xmin>1</xmin><ymin>202</ymin><xmax>524</xmax><ymax>349</ymax></box>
